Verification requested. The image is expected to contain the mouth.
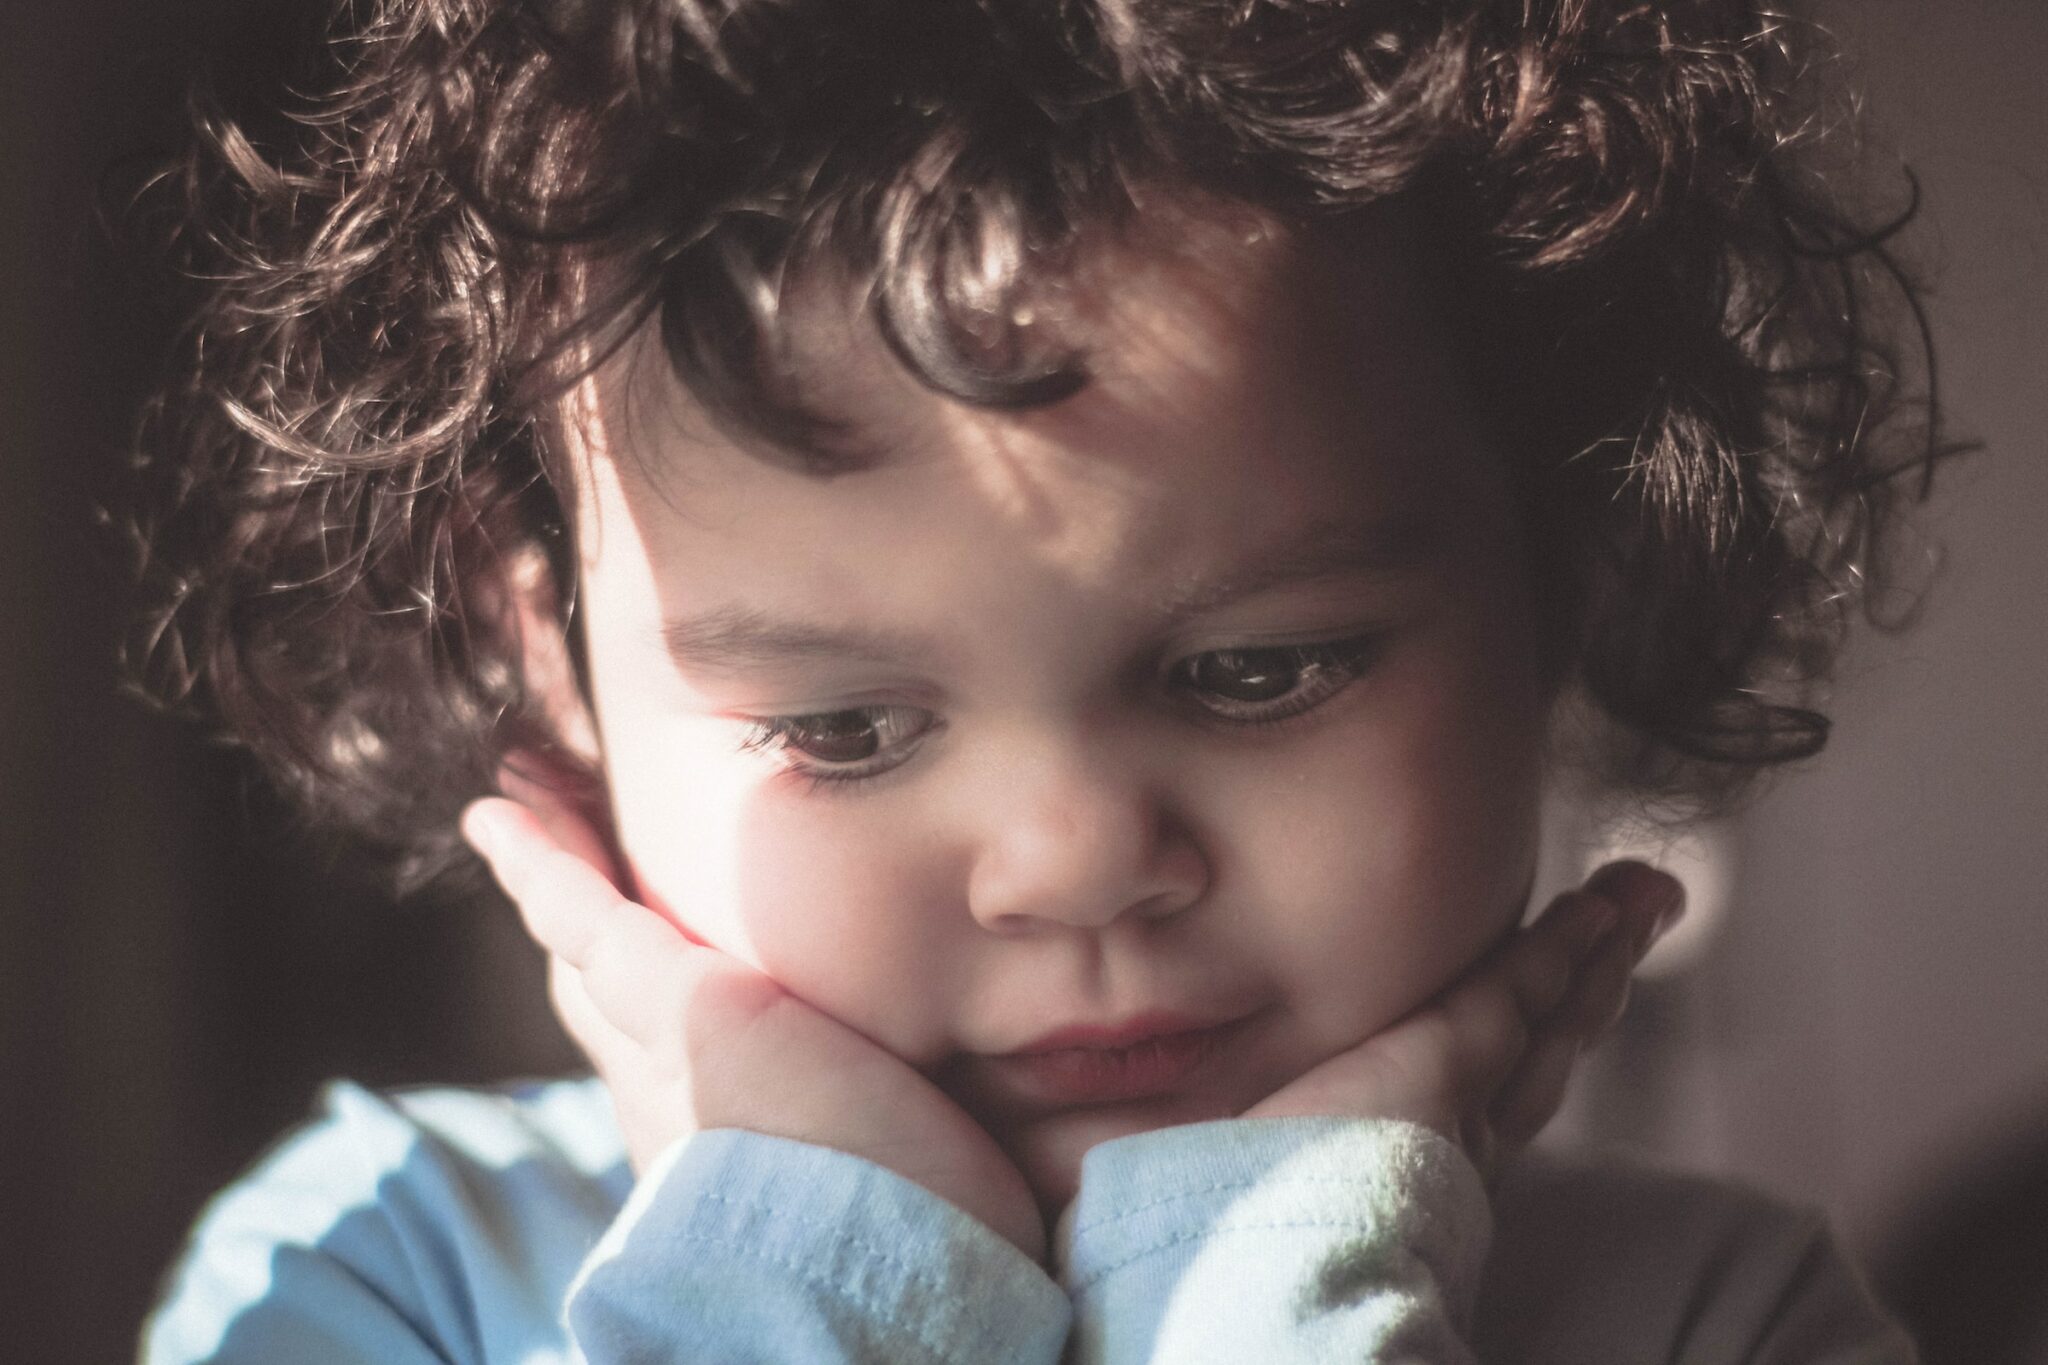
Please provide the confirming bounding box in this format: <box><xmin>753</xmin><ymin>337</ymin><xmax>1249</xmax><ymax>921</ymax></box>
<box><xmin>976</xmin><ymin>1011</ymin><xmax>1258</xmax><ymax>1108</ymax></box>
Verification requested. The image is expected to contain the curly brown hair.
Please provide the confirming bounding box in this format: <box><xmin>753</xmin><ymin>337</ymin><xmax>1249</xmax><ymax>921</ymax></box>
<box><xmin>130</xmin><ymin>0</ymin><xmax>1954</xmax><ymax>884</ymax></box>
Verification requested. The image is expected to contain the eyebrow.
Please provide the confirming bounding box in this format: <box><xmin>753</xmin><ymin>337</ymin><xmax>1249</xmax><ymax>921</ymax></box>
<box><xmin>1147</xmin><ymin>513</ymin><xmax>1436</xmax><ymax>620</ymax></box>
<box><xmin>657</xmin><ymin>514</ymin><xmax>1432</xmax><ymax>676</ymax></box>
<box><xmin>660</xmin><ymin>608</ymin><xmax>949</xmax><ymax>677</ymax></box>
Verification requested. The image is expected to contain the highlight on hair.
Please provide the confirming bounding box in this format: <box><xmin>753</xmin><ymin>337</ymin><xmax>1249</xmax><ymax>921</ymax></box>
<box><xmin>128</xmin><ymin>0</ymin><xmax>1956</xmax><ymax>881</ymax></box>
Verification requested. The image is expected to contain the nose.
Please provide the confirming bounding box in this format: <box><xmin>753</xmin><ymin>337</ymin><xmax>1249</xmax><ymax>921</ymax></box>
<box><xmin>964</xmin><ymin>743</ymin><xmax>1209</xmax><ymax>935</ymax></box>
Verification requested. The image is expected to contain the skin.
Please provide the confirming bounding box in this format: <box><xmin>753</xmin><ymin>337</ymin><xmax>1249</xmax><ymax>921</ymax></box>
<box><xmin>464</xmin><ymin>204</ymin><xmax>1684</xmax><ymax>1259</ymax></box>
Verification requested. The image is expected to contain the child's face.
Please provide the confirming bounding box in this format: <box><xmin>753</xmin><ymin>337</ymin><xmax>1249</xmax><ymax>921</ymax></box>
<box><xmin>558</xmin><ymin>209</ymin><xmax>1553</xmax><ymax>1202</ymax></box>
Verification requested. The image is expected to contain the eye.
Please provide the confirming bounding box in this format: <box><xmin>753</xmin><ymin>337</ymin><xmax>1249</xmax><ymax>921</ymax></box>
<box><xmin>1171</xmin><ymin>637</ymin><xmax>1380</xmax><ymax>724</ymax></box>
<box><xmin>739</xmin><ymin>705</ymin><xmax>938</xmax><ymax>786</ymax></box>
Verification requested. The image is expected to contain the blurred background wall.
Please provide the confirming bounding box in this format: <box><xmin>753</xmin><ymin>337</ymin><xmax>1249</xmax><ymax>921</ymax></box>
<box><xmin>1680</xmin><ymin>8</ymin><xmax>2048</xmax><ymax>1354</ymax></box>
<box><xmin>2</xmin><ymin>2</ymin><xmax>2042</xmax><ymax>1362</ymax></box>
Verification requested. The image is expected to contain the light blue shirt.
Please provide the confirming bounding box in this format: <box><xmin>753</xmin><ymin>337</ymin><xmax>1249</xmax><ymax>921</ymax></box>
<box><xmin>141</xmin><ymin>1078</ymin><xmax>1914</xmax><ymax>1363</ymax></box>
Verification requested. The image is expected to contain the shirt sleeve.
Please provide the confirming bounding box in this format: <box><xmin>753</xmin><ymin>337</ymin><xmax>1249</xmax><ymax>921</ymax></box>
<box><xmin>140</xmin><ymin>1081</ymin><xmax>1071</xmax><ymax>1365</ymax></box>
<box><xmin>141</xmin><ymin>1083</ymin><xmax>575</xmax><ymax>1365</ymax></box>
<box><xmin>1057</xmin><ymin>1117</ymin><xmax>1492</xmax><ymax>1365</ymax></box>
<box><xmin>564</xmin><ymin>1128</ymin><xmax>1071</xmax><ymax>1364</ymax></box>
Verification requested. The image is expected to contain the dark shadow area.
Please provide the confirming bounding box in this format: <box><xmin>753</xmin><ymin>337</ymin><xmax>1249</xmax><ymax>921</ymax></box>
<box><xmin>1871</xmin><ymin>1106</ymin><xmax>2048</xmax><ymax>1365</ymax></box>
<box><xmin>0</xmin><ymin>7</ymin><xmax>580</xmax><ymax>1360</ymax></box>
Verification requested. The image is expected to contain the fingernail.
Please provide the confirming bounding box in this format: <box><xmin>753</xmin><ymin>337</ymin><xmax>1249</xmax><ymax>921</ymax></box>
<box><xmin>1625</xmin><ymin>870</ymin><xmax>1685</xmax><ymax>942</ymax></box>
<box><xmin>1587</xmin><ymin>863</ymin><xmax>1685</xmax><ymax>931</ymax></box>
<box><xmin>1584</xmin><ymin>859</ymin><xmax>1652</xmax><ymax>901</ymax></box>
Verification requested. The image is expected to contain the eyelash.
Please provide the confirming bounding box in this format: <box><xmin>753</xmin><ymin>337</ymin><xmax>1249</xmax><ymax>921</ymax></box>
<box><xmin>1169</xmin><ymin>636</ymin><xmax>1381</xmax><ymax>726</ymax></box>
<box><xmin>737</xmin><ymin>635</ymin><xmax>1383</xmax><ymax>791</ymax></box>
<box><xmin>738</xmin><ymin>706</ymin><xmax>939</xmax><ymax>792</ymax></box>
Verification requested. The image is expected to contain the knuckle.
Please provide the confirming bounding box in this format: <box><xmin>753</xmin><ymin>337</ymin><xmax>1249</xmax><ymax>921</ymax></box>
<box><xmin>688</xmin><ymin>964</ymin><xmax>789</xmax><ymax>1035</ymax></box>
<box><xmin>579</xmin><ymin>931</ymin><xmax>637</xmax><ymax>997</ymax></box>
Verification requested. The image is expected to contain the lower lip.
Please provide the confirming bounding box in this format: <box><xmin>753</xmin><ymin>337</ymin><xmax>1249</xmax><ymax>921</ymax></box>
<box><xmin>987</xmin><ymin>1019</ymin><xmax>1245</xmax><ymax>1106</ymax></box>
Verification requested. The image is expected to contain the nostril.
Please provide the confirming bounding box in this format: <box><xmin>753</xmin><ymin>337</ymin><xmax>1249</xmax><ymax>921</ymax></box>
<box><xmin>1127</xmin><ymin>890</ymin><xmax>1192</xmax><ymax>925</ymax></box>
<box><xmin>961</xmin><ymin>748</ymin><xmax>1209</xmax><ymax>931</ymax></box>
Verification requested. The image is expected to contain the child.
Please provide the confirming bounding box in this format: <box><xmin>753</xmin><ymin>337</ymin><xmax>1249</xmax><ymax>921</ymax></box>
<box><xmin>136</xmin><ymin>0</ymin><xmax>1937</xmax><ymax>1359</ymax></box>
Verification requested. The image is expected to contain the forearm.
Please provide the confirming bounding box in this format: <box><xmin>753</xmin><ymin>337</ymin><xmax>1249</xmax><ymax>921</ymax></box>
<box><xmin>1059</xmin><ymin>1117</ymin><xmax>1491</xmax><ymax>1365</ymax></box>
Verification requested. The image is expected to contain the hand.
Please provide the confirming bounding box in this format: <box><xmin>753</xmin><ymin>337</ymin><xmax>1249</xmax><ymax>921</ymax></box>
<box><xmin>460</xmin><ymin>781</ymin><xmax>1047</xmax><ymax>1262</ymax></box>
<box><xmin>1244</xmin><ymin>862</ymin><xmax>1684</xmax><ymax>1180</ymax></box>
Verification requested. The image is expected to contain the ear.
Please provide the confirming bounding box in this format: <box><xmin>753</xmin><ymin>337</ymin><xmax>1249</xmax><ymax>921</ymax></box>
<box><xmin>495</xmin><ymin>545</ymin><xmax>613</xmax><ymax>840</ymax></box>
<box><xmin>508</xmin><ymin>545</ymin><xmax>599</xmax><ymax>748</ymax></box>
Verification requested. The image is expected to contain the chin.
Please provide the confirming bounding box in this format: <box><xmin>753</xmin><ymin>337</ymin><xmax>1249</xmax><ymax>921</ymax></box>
<box><xmin>1005</xmin><ymin>1094</ymin><xmax>1240</xmax><ymax>1218</ymax></box>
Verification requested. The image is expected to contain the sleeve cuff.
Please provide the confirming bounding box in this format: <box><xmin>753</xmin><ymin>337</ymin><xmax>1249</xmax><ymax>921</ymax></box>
<box><xmin>566</xmin><ymin>1128</ymin><xmax>1069</xmax><ymax>1364</ymax></box>
<box><xmin>1057</xmin><ymin>1117</ymin><xmax>1492</xmax><ymax>1364</ymax></box>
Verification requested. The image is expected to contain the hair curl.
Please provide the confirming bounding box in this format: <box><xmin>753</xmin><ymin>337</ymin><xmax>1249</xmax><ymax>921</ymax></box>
<box><xmin>130</xmin><ymin>0</ymin><xmax>1954</xmax><ymax>884</ymax></box>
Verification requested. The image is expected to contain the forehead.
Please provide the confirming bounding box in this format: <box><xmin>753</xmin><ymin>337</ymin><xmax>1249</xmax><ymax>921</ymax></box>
<box><xmin>761</xmin><ymin>200</ymin><xmax>1473</xmax><ymax>478</ymax></box>
<box><xmin>564</xmin><ymin>202</ymin><xmax>1505</xmax><ymax>629</ymax></box>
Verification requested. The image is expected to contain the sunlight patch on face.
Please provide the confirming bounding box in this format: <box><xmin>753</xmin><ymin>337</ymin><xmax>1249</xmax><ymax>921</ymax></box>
<box><xmin>607</xmin><ymin>712</ymin><xmax>778</xmax><ymax>969</ymax></box>
<box><xmin>937</xmin><ymin>414</ymin><xmax>1187</xmax><ymax>605</ymax></box>
<box><xmin>924</xmin><ymin>224</ymin><xmax>1316</xmax><ymax>606</ymax></box>
<box><xmin>556</xmin><ymin>368</ymin><xmax>776</xmax><ymax>969</ymax></box>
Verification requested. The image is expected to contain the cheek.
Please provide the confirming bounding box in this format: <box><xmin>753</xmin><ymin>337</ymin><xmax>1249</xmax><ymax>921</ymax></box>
<box><xmin>1207</xmin><ymin>642</ymin><xmax>1546</xmax><ymax>1044</ymax></box>
<box><xmin>730</xmin><ymin>806</ymin><xmax>959</xmax><ymax>1032</ymax></box>
<box><xmin>604</xmin><ymin>728</ymin><xmax>754</xmax><ymax>949</ymax></box>
<box><xmin>610</xmin><ymin>737</ymin><xmax>961</xmax><ymax>1054</ymax></box>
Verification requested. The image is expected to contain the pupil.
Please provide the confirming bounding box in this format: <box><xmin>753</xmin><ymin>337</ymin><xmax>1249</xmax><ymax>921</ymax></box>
<box><xmin>1194</xmin><ymin>650</ymin><xmax>1301</xmax><ymax>702</ymax></box>
<box><xmin>793</xmin><ymin>710</ymin><xmax>880</xmax><ymax>762</ymax></box>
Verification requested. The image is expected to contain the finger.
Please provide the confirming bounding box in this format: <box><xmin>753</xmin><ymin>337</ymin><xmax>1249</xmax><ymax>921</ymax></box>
<box><xmin>1554</xmin><ymin>924</ymin><xmax>1647</xmax><ymax>1040</ymax></box>
<box><xmin>463</xmin><ymin>797</ymin><xmax>649</xmax><ymax>966</ymax></box>
<box><xmin>1459</xmin><ymin>1113</ymin><xmax>1499</xmax><ymax>1182</ymax></box>
<box><xmin>465</xmin><ymin>797</ymin><xmax>709</xmax><ymax>1046</ymax></box>
<box><xmin>1433</xmin><ymin>963</ymin><xmax>1534</xmax><ymax>1105</ymax></box>
<box><xmin>548</xmin><ymin>955</ymin><xmax>636</xmax><ymax>1071</ymax></box>
<box><xmin>1549</xmin><ymin>864</ymin><xmax>1683</xmax><ymax>1038</ymax></box>
<box><xmin>496</xmin><ymin>761</ymin><xmax>618</xmax><ymax>877</ymax></box>
<box><xmin>1488</xmin><ymin>1027</ymin><xmax>1579</xmax><ymax>1150</ymax></box>
<box><xmin>1427</xmin><ymin>881</ymin><xmax>1631</xmax><ymax>1110</ymax></box>
<box><xmin>1503</xmin><ymin>889</ymin><xmax>1618</xmax><ymax>1021</ymax></box>
<box><xmin>1584</xmin><ymin>860</ymin><xmax>1686</xmax><ymax>947</ymax></box>
<box><xmin>1485</xmin><ymin>872</ymin><xmax>1685</xmax><ymax>1152</ymax></box>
